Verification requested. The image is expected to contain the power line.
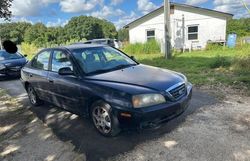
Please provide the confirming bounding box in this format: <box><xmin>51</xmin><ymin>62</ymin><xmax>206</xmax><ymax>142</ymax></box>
<box><xmin>240</xmin><ymin>0</ymin><xmax>250</xmax><ymax>15</ymax></box>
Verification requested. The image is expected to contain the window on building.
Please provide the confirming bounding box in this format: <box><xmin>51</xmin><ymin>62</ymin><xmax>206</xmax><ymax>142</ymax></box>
<box><xmin>188</xmin><ymin>26</ymin><xmax>198</xmax><ymax>40</ymax></box>
<box><xmin>146</xmin><ymin>30</ymin><xmax>155</xmax><ymax>41</ymax></box>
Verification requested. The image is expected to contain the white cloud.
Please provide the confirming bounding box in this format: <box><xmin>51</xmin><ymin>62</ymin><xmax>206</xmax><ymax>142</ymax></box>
<box><xmin>137</xmin><ymin>0</ymin><xmax>158</xmax><ymax>14</ymax></box>
<box><xmin>46</xmin><ymin>18</ymin><xmax>68</xmax><ymax>27</ymax></box>
<box><xmin>10</xmin><ymin>0</ymin><xmax>60</xmax><ymax>16</ymax></box>
<box><xmin>91</xmin><ymin>5</ymin><xmax>125</xmax><ymax>19</ymax></box>
<box><xmin>10</xmin><ymin>0</ymin><xmax>43</xmax><ymax>16</ymax></box>
<box><xmin>114</xmin><ymin>11</ymin><xmax>138</xmax><ymax>29</ymax></box>
<box><xmin>59</xmin><ymin>0</ymin><xmax>103</xmax><ymax>13</ymax></box>
<box><xmin>185</xmin><ymin>0</ymin><xmax>208</xmax><ymax>5</ymax></box>
<box><xmin>0</xmin><ymin>17</ymin><xmax>33</xmax><ymax>24</ymax></box>
<box><xmin>213</xmin><ymin>0</ymin><xmax>250</xmax><ymax>18</ymax></box>
<box><xmin>111</xmin><ymin>0</ymin><xmax>124</xmax><ymax>5</ymax></box>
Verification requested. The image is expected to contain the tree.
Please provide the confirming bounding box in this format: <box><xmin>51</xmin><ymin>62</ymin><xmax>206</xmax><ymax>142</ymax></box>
<box><xmin>64</xmin><ymin>16</ymin><xmax>117</xmax><ymax>41</ymax></box>
<box><xmin>118</xmin><ymin>28</ymin><xmax>129</xmax><ymax>42</ymax></box>
<box><xmin>98</xmin><ymin>19</ymin><xmax>117</xmax><ymax>38</ymax></box>
<box><xmin>0</xmin><ymin>22</ymin><xmax>32</xmax><ymax>44</ymax></box>
<box><xmin>0</xmin><ymin>0</ymin><xmax>13</xmax><ymax>20</ymax></box>
<box><xmin>227</xmin><ymin>18</ymin><xmax>250</xmax><ymax>37</ymax></box>
<box><xmin>24</xmin><ymin>23</ymin><xmax>47</xmax><ymax>47</ymax></box>
<box><xmin>64</xmin><ymin>16</ymin><xmax>105</xmax><ymax>41</ymax></box>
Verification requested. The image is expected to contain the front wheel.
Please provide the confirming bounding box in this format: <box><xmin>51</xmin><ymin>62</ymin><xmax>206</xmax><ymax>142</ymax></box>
<box><xmin>91</xmin><ymin>100</ymin><xmax>120</xmax><ymax>137</ymax></box>
<box><xmin>27</xmin><ymin>85</ymin><xmax>43</xmax><ymax>106</ymax></box>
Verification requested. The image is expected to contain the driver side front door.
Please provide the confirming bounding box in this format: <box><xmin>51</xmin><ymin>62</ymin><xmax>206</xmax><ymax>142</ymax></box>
<box><xmin>47</xmin><ymin>49</ymin><xmax>83</xmax><ymax>113</ymax></box>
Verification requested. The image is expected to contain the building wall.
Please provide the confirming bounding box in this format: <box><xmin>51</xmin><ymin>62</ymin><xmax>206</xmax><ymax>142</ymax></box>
<box><xmin>128</xmin><ymin>6</ymin><xmax>229</xmax><ymax>51</ymax></box>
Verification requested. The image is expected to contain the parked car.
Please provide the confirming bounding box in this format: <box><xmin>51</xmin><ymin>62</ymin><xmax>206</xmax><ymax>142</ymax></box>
<box><xmin>76</xmin><ymin>38</ymin><xmax>118</xmax><ymax>48</ymax></box>
<box><xmin>0</xmin><ymin>50</ymin><xmax>28</xmax><ymax>77</ymax></box>
<box><xmin>21</xmin><ymin>44</ymin><xmax>192</xmax><ymax>136</ymax></box>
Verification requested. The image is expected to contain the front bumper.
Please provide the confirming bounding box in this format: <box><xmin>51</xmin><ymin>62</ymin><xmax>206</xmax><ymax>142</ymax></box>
<box><xmin>0</xmin><ymin>67</ymin><xmax>22</xmax><ymax>76</ymax></box>
<box><xmin>114</xmin><ymin>84</ymin><xmax>192</xmax><ymax>129</ymax></box>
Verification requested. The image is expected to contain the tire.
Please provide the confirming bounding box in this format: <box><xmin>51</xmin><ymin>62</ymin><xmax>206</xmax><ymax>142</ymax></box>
<box><xmin>91</xmin><ymin>100</ymin><xmax>121</xmax><ymax>137</ymax></box>
<box><xmin>27</xmin><ymin>85</ymin><xmax>43</xmax><ymax>106</ymax></box>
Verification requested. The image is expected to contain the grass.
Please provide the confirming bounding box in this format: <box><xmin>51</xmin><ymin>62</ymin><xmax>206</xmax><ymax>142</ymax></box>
<box><xmin>123</xmin><ymin>40</ymin><xmax>161</xmax><ymax>54</ymax></box>
<box><xmin>124</xmin><ymin>44</ymin><xmax>250</xmax><ymax>94</ymax></box>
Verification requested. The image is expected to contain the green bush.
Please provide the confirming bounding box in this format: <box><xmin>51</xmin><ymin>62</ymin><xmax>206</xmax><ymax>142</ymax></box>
<box><xmin>20</xmin><ymin>42</ymin><xmax>39</xmax><ymax>60</ymax></box>
<box><xmin>206</xmin><ymin>43</ymin><xmax>224</xmax><ymax>50</ymax></box>
<box><xmin>209</xmin><ymin>55</ymin><xmax>232</xmax><ymax>68</ymax></box>
<box><xmin>123</xmin><ymin>40</ymin><xmax>161</xmax><ymax>54</ymax></box>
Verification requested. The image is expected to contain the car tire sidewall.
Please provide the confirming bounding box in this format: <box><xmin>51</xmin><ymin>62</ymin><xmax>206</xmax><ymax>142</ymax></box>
<box><xmin>91</xmin><ymin>100</ymin><xmax>120</xmax><ymax>137</ymax></box>
<box><xmin>27</xmin><ymin>85</ymin><xmax>42</xmax><ymax>106</ymax></box>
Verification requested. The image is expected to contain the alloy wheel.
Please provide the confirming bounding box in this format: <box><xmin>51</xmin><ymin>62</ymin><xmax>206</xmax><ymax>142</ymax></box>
<box><xmin>92</xmin><ymin>105</ymin><xmax>112</xmax><ymax>134</ymax></box>
<box><xmin>28</xmin><ymin>87</ymin><xmax>37</xmax><ymax>105</ymax></box>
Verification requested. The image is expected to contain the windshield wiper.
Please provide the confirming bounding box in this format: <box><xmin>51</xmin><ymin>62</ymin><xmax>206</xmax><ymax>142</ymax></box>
<box><xmin>86</xmin><ymin>64</ymin><xmax>137</xmax><ymax>75</ymax></box>
<box><xmin>111</xmin><ymin>64</ymin><xmax>137</xmax><ymax>70</ymax></box>
<box><xmin>86</xmin><ymin>68</ymin><xmax>114</xmax><ymax>75</ymax></box>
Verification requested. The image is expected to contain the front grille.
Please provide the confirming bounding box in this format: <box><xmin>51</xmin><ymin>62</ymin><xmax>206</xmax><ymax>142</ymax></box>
<box><xmin>168</xmin><ymin>83</ymin><xmax>186</xmax><ymax>100</ymax></box>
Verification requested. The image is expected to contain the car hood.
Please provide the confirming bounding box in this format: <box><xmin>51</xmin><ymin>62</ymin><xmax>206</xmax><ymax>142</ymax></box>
<box><xmin>85</xmin><ymin>64</ymin><xmax>184</xmax><ymax>91</ymax></box>
<box><xmin>0</xmin><ymin>58</ymin><xmax>27</xmax><ymax>67</ymax></box>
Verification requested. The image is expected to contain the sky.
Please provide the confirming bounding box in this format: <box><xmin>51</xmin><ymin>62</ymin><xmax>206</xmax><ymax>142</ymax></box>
<box><xmin>1</xmin><ymin>0</ymin><xmax>250</xmax><ymax>29</ymax></box>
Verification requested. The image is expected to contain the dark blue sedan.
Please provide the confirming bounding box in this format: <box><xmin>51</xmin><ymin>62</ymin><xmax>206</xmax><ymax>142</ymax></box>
<box><xmin>0</xmin><ymin>50</ymin><xmax>28</xmax><ymax>77</ymax></box>
<box><xmin>21</xmin><ymin>44</ymin><xmax>192</xmax><ymax>136</ymax></box>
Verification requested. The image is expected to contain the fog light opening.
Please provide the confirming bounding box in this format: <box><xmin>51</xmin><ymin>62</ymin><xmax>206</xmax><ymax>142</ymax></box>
<box><xmin>120</xmin><ymin>112</ymin><xmax>132</xmax><ymax>117</ymax></box>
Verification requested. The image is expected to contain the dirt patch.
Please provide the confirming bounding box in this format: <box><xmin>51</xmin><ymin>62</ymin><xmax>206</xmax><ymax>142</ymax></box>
<box><xmin>0</xmin><ymin>89</ymin><xmax>85</xmax><ymax>161</ymax></box>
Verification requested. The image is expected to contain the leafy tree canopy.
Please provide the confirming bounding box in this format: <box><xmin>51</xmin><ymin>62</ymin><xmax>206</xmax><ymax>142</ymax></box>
<box><xmin>0</xmin><ymin>0</ymin><xmax>13</xmax><ymax>20</ymax></box>
<box><xmin>0</xmin><ymin>16</ymin><xmax>118</xmax><ymax>47</ymax></box>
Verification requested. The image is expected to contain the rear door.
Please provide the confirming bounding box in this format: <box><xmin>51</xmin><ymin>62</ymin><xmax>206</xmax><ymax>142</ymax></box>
<box><xmin>47</xmin><ymin>49</ymin><xmax>82</xmax><ymax>113</ymax></box>
<box><xmin>26</xmin><ymin>50</ymin><xmax>51</xmax><ymax>101</ymax></box>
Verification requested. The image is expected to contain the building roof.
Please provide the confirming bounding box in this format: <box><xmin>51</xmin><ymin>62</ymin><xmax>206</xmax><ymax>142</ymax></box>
<box><xmin>124</xmin><ymin>2</ymin><xmax>233</xmax><ymax>28</ymax></box>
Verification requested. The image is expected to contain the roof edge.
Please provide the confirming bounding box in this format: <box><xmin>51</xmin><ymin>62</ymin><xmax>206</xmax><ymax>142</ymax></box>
<box><xmin>124</xmin><ymin>2</ymin><xmax>233</xmax><ymax>28</ymax></box>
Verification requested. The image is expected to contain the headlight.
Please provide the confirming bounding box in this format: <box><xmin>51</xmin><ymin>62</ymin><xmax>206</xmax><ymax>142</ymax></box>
<box><xmin>132</xmin><ymin>94</ymin><xmax>166</xmax><ymax>108</ymax></box>
<box><xmin>0</xmin><ymin>64</ymin><xmax>5</xmax><ymax>70</ymax></box>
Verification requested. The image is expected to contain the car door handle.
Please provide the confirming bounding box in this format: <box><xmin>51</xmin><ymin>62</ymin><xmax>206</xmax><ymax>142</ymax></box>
<box><xmin>48</xmin><ymin>79</ymin><xmax>54</xmax><ymax>83</ymax></box>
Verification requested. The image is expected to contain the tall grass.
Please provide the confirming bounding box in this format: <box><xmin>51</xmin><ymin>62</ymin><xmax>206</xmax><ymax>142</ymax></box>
<box><xmin>123</xmin><ymin>40</ymin><xmax>161</xmax><ymax>54</ymax></box>
<box><xmin>124</xmin><ymin>43</ymin><xmax>250</xmax><ymax>92</ymax></box>
<box><xmin>20</xmin><ymin>43</ymin><xmax>40</xmax><ymax>59</ymax></box>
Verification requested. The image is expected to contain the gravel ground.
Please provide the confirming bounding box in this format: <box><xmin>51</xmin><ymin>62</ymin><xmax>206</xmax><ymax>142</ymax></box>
<box><xmin>0</xmin><ymin>89</ymin><xmax>85</xmax><ymax>161</ymax></box>
<box><xmin>109</xmin><ymin>93</ymin><xmax>250</xmax><ymax>161</ymax></box>
<box><xmin>0</xmin><ymin>79</ymin><xmax>249</xmax><ymax>161</ymax></box>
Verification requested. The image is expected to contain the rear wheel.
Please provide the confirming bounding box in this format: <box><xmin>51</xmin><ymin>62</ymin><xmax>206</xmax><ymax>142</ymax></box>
<box><xmin>27</xmin><ymin>85</ymin><xmax>43</xmax><ymax>106</ymax></box>
<box><xmin>91</xmin><ymin>100</ymin><xmax>120</xmax><ymax>137</ymax></box>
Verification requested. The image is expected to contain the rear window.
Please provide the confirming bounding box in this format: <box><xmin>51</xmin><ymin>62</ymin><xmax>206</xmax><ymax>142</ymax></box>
<box><xmin>0</xmin><ymin>51</ymin><xmax>23</xmax><ymax>61</ymax></box>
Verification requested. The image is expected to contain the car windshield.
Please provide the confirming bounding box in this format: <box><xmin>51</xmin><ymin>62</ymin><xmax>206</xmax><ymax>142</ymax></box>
<box><xmin>72</xmin><ymin>46</ymin><xmax>137</xmax><ymax>75</ymax></box>
<box><xmin>0</xmin><ymin>51</ymin><xmax>23</xmax><ymax>61</ymax></box>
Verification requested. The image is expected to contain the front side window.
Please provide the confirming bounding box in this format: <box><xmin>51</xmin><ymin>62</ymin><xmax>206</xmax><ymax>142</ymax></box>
<box><xmin>188</xmin><ymin>25</ymin><xmax>198</xmax><ymax>40</ymax></box>
<box><xmin>72</xmin><ymin>46</ymin><xmax>136</xmax><ymax>75</ymax></box>
<box><xmin>146</xmin><ymin>30</ymin><xmax>155</xmax><ymax>41</ymax></box>
<box><xmin>51</xmin><ymin>50</ymin><xmax>73</xmax><ymax>72</ymax></box>
<box><xmin>31</xmin><ymin>50</ymin><xmax>50</xmax><ymax>70</ymax></box>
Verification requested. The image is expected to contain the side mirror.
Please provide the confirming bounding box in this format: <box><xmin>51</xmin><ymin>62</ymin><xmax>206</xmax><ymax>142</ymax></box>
<box><xmin>24</xmin><ymin>54</ymin><xmax>28</xmax><ymax>57</ymax></box>
<box><xmin>58</xmin><ymin>67</ymin><xmax>74</xmax><ymax>75</ymax></box>
<box><xmin>130</xmin><ymin>56</ymin><xmax>136</xmax><ymax>61</ymax></box>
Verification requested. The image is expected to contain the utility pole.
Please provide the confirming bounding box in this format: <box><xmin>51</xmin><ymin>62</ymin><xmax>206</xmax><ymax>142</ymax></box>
<box><xmin>0</xmin><ymin>37</ymin><xmax>2</xmax><ymax>50</ymax></box>
<box><xmin>164</xmin><ymin>0</ymin><xmax>171</xmax><ymax>59</ymax></box>
<box><xmin>182</xmin><ymin>14</ymin><xmax>185</xmax><ymax>53</ymax></box>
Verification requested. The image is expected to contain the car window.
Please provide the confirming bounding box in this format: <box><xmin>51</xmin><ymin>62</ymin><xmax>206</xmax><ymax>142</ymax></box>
<box><xmin>31</xmin><ymin>50</ymin><xmax>50</xmax><ymax>70</ymax></box>
<box><xmin>0</xmin><ymin>50</ymin><xmax>23</xmax><ymax>61</ymax></box>
<box><xmin>51</xmin><ymin>50</ymin><xmax>73</xmax><ymax>72</ymax></box>
<box><xmin>72</xmin><ymin>46</ymin><xmax>136</xmax><ymax>74</ymax></box>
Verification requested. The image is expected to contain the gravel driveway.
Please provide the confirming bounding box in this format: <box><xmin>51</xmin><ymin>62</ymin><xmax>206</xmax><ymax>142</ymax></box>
<box><xmin>0</xmin><ymin>78</ymin><xmax>249</xmax><ymax>161</ymax></box>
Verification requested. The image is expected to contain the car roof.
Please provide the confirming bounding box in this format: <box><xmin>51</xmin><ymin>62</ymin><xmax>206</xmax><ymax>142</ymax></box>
<box><xmin>52</xmin><ymin>43</ymin><xmax>107</xmax><ymax>51</ymax></box>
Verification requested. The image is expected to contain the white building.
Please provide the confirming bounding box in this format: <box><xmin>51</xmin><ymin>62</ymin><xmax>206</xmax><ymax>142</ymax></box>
<box><xmin>124</xmin><ymin>3</ymin><xmax>233</xmax><ymax>51</ymax></box>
